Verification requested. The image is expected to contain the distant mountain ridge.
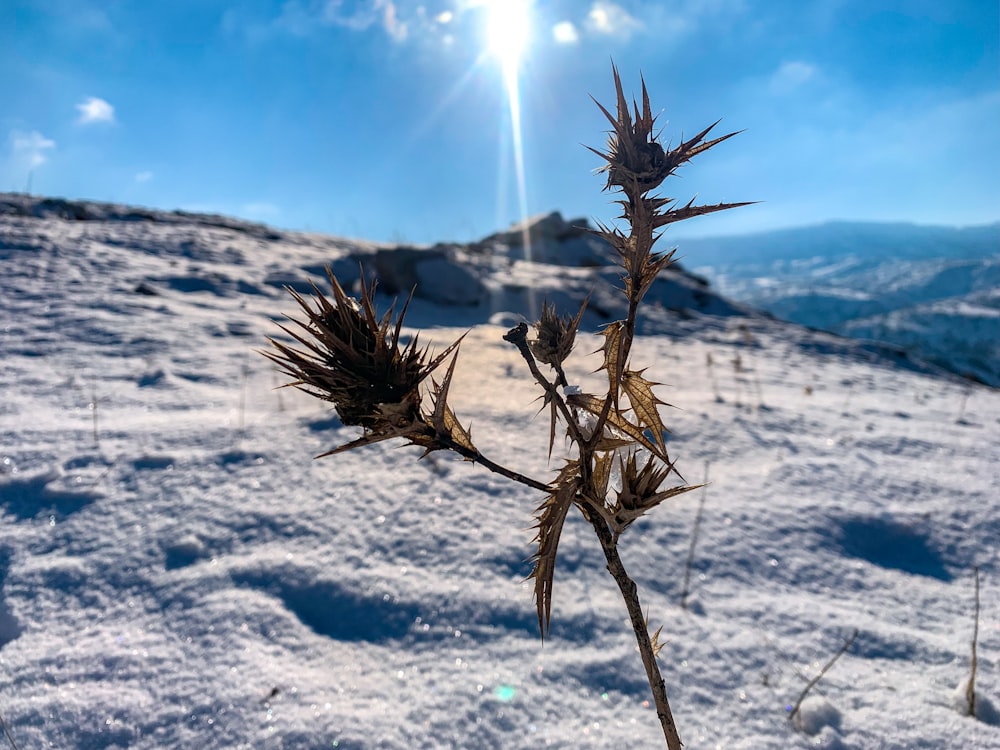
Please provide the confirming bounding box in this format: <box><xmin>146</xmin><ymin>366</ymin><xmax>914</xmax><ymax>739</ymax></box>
<box><xmin>680</xmin><ymin>220</ymin><xmax>1000</xmax><ymax>266</ymax></box>
<box><xmin>684</xmin><ymin>220</ymin><xmax>1000</xmax><ymax>386</ymax></box>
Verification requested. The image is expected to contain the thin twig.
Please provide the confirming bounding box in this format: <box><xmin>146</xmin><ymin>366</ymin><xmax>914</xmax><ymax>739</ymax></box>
<box><xmin>436</xmin><ymin>432</ymin><xmax>552</xmax><ymax>494</ymax></box>
<box><xmin>966</xmin><ymin>566</ymin><xmax>980</xmax><ymax>717</ymax></box>
<box><xmin>503</xmin><ymin>323</ymin><xmax>587</xmax><ymax>447</ymax></box>
<box><xmin>680</xmin><ymin>461</ymin><xmax>710</xmax><ymax>609</ymax></box>
<box><xmin>0</xmin><ymin>705</ymin><xmax>21</xmax><ymax>750</ymax></box>
<box><xmin>788</xmin><ymin>629</ymin><xmax>858</xmax><ymax>723</ymax></box>
<box><xmin>90</xmin><ymin>382</ymin><xmax>100</xmax><ymax>447</ymax></box>
<box><xmin>238</xmin><ymin>357</ymin><xmax>249</xmax><ymax>437</ymax></box>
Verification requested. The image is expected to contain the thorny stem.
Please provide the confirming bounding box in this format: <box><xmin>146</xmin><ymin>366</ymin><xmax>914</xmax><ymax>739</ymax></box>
<box><xmin>504</xmin><ymin>181</ymin><xmax>683</xmax><ymax>749</ymax></box>
<box><xmin>588</xmin><ymin>512</ymin><xmax>683</xmax><ymax>750</ymax></box>
<box><xmin>435</xmin><ymin>432</ymin><xmax>552</xmax><ymax>494</ymax></box>
<box><xmin>587</xmin><ymin>293</ymin><xmax>641</xmax><ymax>452</ymax></box>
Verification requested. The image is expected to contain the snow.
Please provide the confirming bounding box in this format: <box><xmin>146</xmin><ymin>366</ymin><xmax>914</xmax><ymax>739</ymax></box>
<box><xmin>792</xmin><ymin>695</ymin><xmax>841</xmax><ymax>736</ymax></box>
<box><xmin>1</xmin><ymin>199</ymin><xmax>999</xmax><ymax>748</ymax></box>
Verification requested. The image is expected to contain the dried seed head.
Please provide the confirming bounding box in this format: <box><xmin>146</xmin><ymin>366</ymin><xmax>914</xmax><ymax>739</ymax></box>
<box><xmin>602</xmin><ymin>452</ymin><xmax>699</xmax><ymax>534</ymax></box>
<box><xmin>529</xmin><ymin>301</ymin><xmax>577</xmax><ymax>368</ymax></box>
<box><xmin>587</xmin><ymin>63</ymin><xmax>752</xmax><ymax>214</ymax></box>
<box><xmin>265</xmin><ymin>269</ymin><xmax>439</xmax><ymax>431</ymax></box>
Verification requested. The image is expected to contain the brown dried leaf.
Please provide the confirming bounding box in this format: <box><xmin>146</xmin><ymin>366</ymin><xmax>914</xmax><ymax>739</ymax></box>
<box><xmin>527</xmin><ymin>389</ymin><xmax>560</xmax><ymax>460</ymax></box>
<box><xmin>315</xmin><ymin>428</ymin><xmax>408</xmax><ymax>459</ymax></box>
<box><xmin>591</xmin><ymin>452</ymin><xmax>614</xmax><ymax>499</ymax></box>
<box><xmin>621</xmin><ymin>369</ymin><xmax>669</xmax><ymax>455</ymax></box>
<box><xmin>429</xmin><ymin>350</ymin><xmax>475</xmax><ymax>452</ymax></box>
<box><xmin>612</xmin><ymin>484</ymin><xmax>701</xmax><ymax>532</ymax></box>
<box><xmin>593</xmin><ymin>435</ymin><xmax>634</xmax><ymax>453</ymax></box>
<box><xmin>682</xmin><ymin>124</ymin><xmax>742</xmax><ymax>161</ymax></box>
<box><xmin>423</xmin><ymin>333</ymin><xmax>466</xmax><ymax>384</ymax></box>
<box><xmin>530</xmin><ymin>461</ymin><xmax>581</xmax><ymax>637</ymax></box>
<box><xmin>567</xmin><ymin>393</ymin><xmax>670</xmax><ymax>463</ymax></box>
<box><xmin>598</xmin><ymin>322</ymin><xmax>626</xmax><ymax>395</ymax></box>
<box><xmin>590</xmin><ymin>220</ymin><xmax>631</xmax><ymax>263</ymax></box>
<box><xmin>653</xmin><ymin>199</ymin><xmax>758</xmax><ymax>229</ymax></box>
<box><xmin>543</xmin><ymin>392</ymin><xmax>558</xmax><ymax>460</ymax></box>
<box><xmin>608</xmin><ymin>452</ymin><xmax>701</xmax><ymax>533</ymax></box>
<box><xmin>650</xmin><ymin>622</ymin><xmax>665</xmax><ymax>658</ymax></box>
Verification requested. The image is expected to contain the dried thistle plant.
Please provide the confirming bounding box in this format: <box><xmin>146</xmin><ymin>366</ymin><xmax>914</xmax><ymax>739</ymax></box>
<box><xmin>265</xmin><ymin>64</ymin><xmax>749</xmax><ymax>748</ymax></box>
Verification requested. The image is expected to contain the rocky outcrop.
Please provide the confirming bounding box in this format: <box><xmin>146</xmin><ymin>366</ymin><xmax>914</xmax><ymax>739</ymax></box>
<box><xmin>358</xmin><ymin>211</ymin><xmax>752</xmax><ymax>325</ymax></box>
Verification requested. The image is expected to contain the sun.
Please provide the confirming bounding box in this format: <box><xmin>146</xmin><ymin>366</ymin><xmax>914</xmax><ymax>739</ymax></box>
<box><xmin>484</xmin><ymin>0</ymin><xmax>531</xmax><ymax>81</ymax></box>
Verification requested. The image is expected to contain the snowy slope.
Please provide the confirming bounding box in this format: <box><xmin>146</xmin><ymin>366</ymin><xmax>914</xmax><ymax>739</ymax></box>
<box><xmin>1</xmin><ymin>199</ymin><xmax>999</xmax><ymax>749</ymax></box>
<box><xmin>686</xmin><ymin>221</ymin><xmax>1000</xmax><ymax>386</ymax></box>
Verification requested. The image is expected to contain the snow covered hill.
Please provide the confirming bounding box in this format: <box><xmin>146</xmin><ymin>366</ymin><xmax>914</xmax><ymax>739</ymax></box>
<box><xmin>1</xmin><ymin>196</ymin><xmax>999</xmax><ymax>748</ymax></box>
<box><xmin>686</xmin><ymin>221</ymin><xmax>1000</xmax><ymax>386</ymax></box>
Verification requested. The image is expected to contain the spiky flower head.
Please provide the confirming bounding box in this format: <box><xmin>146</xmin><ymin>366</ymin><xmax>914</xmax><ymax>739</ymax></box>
<box><xmin>588</xmin><ymin>64</ymin><xmax>753</xmax><ymax>218</ymax></box>
<box><xmin>264</xmin><ymin>268</ymin><xmax>449</xmax><ymax>431</ymax></box>
<box><xmin>608</xmin><ymin>452</ymin><xmax>697</xmax><ymax>534</ymax></box>
<box><xmin>528</xmin><ymin>299</ymin><xmax>587</xmax><ymax>373</ymax></box>
<box><xmin>264</xmin><ymin>267</ymin><xmax>471</xmax><ymax>458</ymax></box>
<box><xmin>586</xmin><ymin>64</ymin><xmax>755</xmax><ymax>306</ymax></box>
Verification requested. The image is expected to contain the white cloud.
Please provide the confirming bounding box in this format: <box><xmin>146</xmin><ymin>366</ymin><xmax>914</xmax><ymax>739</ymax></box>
<box><xmin>770</xmin><ymin>61</ymin><xmax>817</xmax><ymax>93</ymax></box>
<box><xmin>552</xmin><ymin>21</ymin><xmax>579</xmax><ymax>44</ymax></box>
<box><xmin>10</xmin><ymin>130</ymin><xmax>56</xmax><ymax>169</ymax></box>
<box><xmin>586</xmin><ymin>1</ymin><xmax>640</xmax><ymax>39</ymax></box>
<box><xmin>275</xmin><ymin>0</ymin><xmax>406</xmax><ymax>41</ymax></box>
<box><xmin>135</xmin><ymin>171</ymin><xmax>154</xmax><ymax>183</ymax></box>
<box><xmin>381</xmin><ymin>0</ymin><xmax>407</xmax><ymax>41</ymax></box>
<box><xmin>77</xmin><ymin>96</ymin><xmax>115</xmax><ymax>125</ymax></box>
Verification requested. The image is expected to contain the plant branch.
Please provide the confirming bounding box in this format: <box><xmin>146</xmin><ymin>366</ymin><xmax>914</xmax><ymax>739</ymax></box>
<box><xmin>435</xmin><ymin>432</ymin><xmax>553</xmax><ymax>493</ymax></box>
<box><xmin>788</xmin><ymin>628</ymin><xmax>858</xmax><ymax>724</ymax></box>
<box><xmin>503</xmin><ymin>323</ymin><xmax>587</xmax><ymax>447</ymax></box>
<box><xmin>588</xmin><ymin>511</ymin><xmax>683</xmax><ymax>750</ymax></box>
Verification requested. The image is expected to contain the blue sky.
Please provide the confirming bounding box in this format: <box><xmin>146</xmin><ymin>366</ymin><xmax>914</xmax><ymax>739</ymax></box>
<box><xmin>2</xmin><ymin>0</ymin><xmax>998</xmax><ymax>244</ymax></box>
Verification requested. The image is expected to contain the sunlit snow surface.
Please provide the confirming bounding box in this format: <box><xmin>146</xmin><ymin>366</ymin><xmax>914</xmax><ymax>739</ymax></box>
<box><xmin>1</xmin><ymin>202</ymin><xmax>999</xmax><ymax>749</ymax></box>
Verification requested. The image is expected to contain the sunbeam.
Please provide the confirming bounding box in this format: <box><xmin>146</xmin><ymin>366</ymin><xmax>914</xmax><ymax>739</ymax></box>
<box><xmin>483</xmin><ymin>0</ymin><xmax>535</xmax><ymax>312</ymax></box>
